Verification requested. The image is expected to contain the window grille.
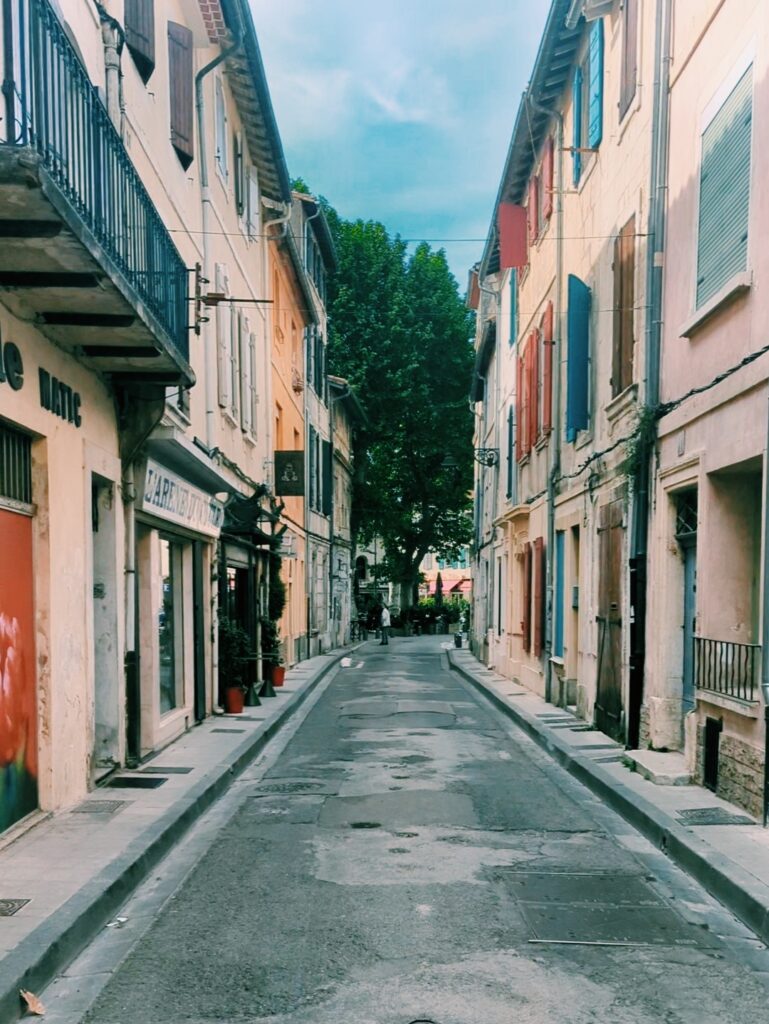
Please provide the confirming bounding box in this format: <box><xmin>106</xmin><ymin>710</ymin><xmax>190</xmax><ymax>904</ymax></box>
<box><xmin>0</xmin><ymin>423</ymin><xmax>32</xmax><ymax>504</ymax></box>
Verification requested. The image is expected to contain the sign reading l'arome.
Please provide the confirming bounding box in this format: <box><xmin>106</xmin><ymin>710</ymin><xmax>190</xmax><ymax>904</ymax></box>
<box><xmin>141</xmin><ymin>459</ymin><xmax>225</xmax><ymax>537</ymax></box>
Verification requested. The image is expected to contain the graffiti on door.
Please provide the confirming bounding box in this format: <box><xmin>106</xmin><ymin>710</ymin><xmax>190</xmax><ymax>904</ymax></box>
<box><xmin>0</xmin><ymin>508</ymin><xmax>37</xmax><ymax>832</ymax></box>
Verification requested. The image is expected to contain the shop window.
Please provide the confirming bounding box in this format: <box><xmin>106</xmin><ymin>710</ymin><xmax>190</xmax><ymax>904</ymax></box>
<box><xmin>158</xmin><ymin>538</ymin><xmax>184</xmax><ymax>715</ymax></box>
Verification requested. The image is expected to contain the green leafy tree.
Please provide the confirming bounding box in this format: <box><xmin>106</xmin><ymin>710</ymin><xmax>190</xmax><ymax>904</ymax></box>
<box><xmin>328</xmin><ymin>220</ymin><xmax>474</xmax><ymax>610</ymax></box>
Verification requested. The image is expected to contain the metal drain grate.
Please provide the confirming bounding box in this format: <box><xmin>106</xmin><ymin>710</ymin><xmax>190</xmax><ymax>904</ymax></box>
<box><xmin>0</xmin><ymin>899</ymin><xmax>30</xmax><ymax>917</ymax></box>
<box><xmin>211</xmin><ymin>728</ymin><xmax>246</xmax><ymax>734</ymax></box>
<box><xmin>71</xmin><ymin>800</ymin><xmax>129</xmax><ymax>814</ymax></box>
<box><xmin>255</xmin><ymin>780</ymin><xmax>327</xmax><ymax>794</ymax></box>
<box><xmin>141</xmin><ymin>766</ymin><xmax>193</xmax><ymax>774</ymax></box>
<box><xmin>677</xmin><ymin>807</ymin><xmax>755</xmax><ymax>826</ymax></box>
<box><xmin>106</xmin><ymin>776</ymin><xmax>167</xmax><ymax>789</ymax></box>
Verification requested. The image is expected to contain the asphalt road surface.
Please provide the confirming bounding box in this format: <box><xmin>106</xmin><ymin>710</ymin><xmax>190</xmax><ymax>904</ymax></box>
<box><xmin>44</xmin><ymin>637</ymin><xmax>769</xmax><ymax>1024</ymax></box>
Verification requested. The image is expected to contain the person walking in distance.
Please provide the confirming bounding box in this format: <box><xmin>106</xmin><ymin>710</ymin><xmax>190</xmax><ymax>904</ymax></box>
<box><xmin>379</xmin><ymin>603</ymin><xmax>391</xmax><ymax>645</ymax></box>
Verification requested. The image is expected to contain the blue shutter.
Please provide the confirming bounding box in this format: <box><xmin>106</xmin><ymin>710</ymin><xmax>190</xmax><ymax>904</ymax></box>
<box><xmin>509</xmin><ymin>272</ymin><xmax>518</xmax><ymax>346</ymax></box>
<box><xmin>696</xmin><ymin>65</ymin><xmax>753</xmax><ymax>308</ymax></box>
<box><xmin>554</xmin><ymin>530</ymin><xmax>565</xmax><ymax>659</ymax></box>
<box><xmin>566</xmin><ymin>274</ymin><xmax>591</xmax><ymax>441</ymax></box>
<box><xmin>588</xmin><ymin>19</ymin><xmax>604</xmax><ymax>149</ymax></box>
<box><xmin>572</xmin><ymin>67</ymin><xmax>583</xmax><ymax>185</ymax></box>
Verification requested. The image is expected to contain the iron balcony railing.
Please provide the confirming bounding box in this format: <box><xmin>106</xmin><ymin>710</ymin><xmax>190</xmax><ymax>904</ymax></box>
<box><xmin>694</xmin><ymin>636</ymin><xmax>760</xmax><ymax>702</ymax></box>
<box><xmin>1</xmin><ymin>0</ymin><xmax>188</xmax><ymax>359</ymax></box>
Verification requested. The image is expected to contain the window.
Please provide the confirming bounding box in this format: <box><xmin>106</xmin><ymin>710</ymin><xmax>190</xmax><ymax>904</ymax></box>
<box><xmin>612</xmin><ymin>215</ymin><xmax>635</xmax><ymax>397</ymax></box>
<box><xmin>233</xmin><ymin>132</ymin><xmax>245</xmax><ymax>216</ymax></box>
<box><xmin>239</xmin><ymin>314</ymin><xmax>252</xmax><ymax>434</ymax></box>
<box><xmin>247</xmin><ymin>166</ymin><xmax>260</xmax><ymax>240</ymax></box>
<box><xmin>509</xmin><ymin>271</ymin><xmax>518</xmax><ymax>346</ymax></box>
<box><xmin>541</xmin><ymin>301</ymin><xmax>553</xmax><ymax>435</ymax></box>
<box><xmin>620</xmin><ymin>0</ymin><xmax>639</xmax><ymax>120</ymax></box>
<box><xmin>506</xmin><ymin>405</ymin><xmax>515</xmax><ymax>500</ymax></box>
<box><xmin>215</xmin><ymin>77</ymin><xmax>228</xmax><ymax>180</ymax></box>
<box><xmin>533</xmin><ymin>536</ymin><xmax>545</xmax><ymax>657</ymax></box>
<box><xmin>322</xmin><ymin>440</ymin><xmax>332</xmax><ymax>516</ymax></box>
<box><xmin>554</xmin><ymin>531</ymin><xmax>565</xmax><ymax>659</ymax></box>
<box><xmin>527</xmin><ymin>175</ymin><xmax>539</xmax><ymax>244</ymax></box>
<box><xmin>566</xmin><ymin>274</ymin><xmax>591</xmax><ymax>441</ymax></box>
<box><xmin>308</xmin><ymin>425</ymin><xmax>317</xmax><ymax>509</ymax></box>
<box><xmin>249</xmin><ymin>331</ymin><xmax>258</xmax><ymax>437</ymax></box>
<box><xmin>125</xmin><ymin>0</ymin><xmax>155</xmax><ymax>82</ymax></box>
<box><xmin>696</xmin><ymin>65</ymin><xmax>753</xmax><ymax>309</ymax></box>
<box><xmin>572</xmin><ymin>19</ymin><xmax>604</xmax><ymax>185</ymax></box>
<box><xmin>158</xmin><ymin>537</ymin><xmax>184</xmax><ymax>714</ymax></box>
<box><xmin>215</xmin><ymin>264</ymin><xmax>233</xmax><ymax>410</ymax></box>
<box><xmin>522</xmin><ymin>542</ymin><xmax>532</xmax><ymax>652</ymax></box>
<box><xmin>168</xmin><ymin>23</ymin><xmax>193</xmax><ymax>168</ymax></box>
<box><xmin>542</xmin><ymin>136</ymin><xmax>554</xmax><ymax>222</ymax></box>
<box><xmin>230</xmin><ymin>304</ymin><xmax>239</xmax><ymax>421</ymax></box>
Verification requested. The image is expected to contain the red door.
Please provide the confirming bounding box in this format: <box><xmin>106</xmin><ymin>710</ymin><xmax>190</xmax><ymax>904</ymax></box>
<box><xmin>0</xmin><ymin>508</ymin><xmax>37</xmax><ymax>832</ymax></box>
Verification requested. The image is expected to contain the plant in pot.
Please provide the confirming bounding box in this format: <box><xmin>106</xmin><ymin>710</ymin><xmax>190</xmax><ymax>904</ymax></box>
<box><xmin>260</xmin><ymin>616</ymin><xmax>285</xmax><ymax>687</ymax></box>
<box><xmin>218</xmin><ymin>617</ymin><xmax>253</xmax><ymax>713</ymax></box>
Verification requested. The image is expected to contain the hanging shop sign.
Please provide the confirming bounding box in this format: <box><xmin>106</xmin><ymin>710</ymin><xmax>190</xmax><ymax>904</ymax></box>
<box><xmin>274</xmin><ymin>450</ymin><xmax>304</xmax><ymax>496</ymax></box>
<box><xmin>140</xmin><ymin>459</ymin><xmax>225</xmax><ymax>538</ymax></box>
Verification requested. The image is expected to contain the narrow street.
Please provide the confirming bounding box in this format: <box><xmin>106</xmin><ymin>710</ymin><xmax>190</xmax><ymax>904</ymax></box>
<box><xmin>37</xmin><ymin>637</ymin><xmax>769</xmax><ymax>1024</ymax></box>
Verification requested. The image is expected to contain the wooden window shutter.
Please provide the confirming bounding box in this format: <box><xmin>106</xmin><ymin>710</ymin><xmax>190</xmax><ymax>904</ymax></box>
<box><xmin>322</xmin><ymin>440</ymin><xmax>332</xmax><ymax>516</ymax></box>
<box><xmin>696</xmin><ymin>66</ymin><xmax>753</xmax><ymax>308</ymax></box>
<box><xmin>587</xmin><ymin>19</ymin><xmax>604</xmax><ymax>148</ymax></box>
<box><xmin>528</xmin><ymin>177</ymin><xmax>539</xmax><ymax>243</ymax></box>
<box><xmin>542</xmin><ymin>137</ymin><xmax>554</xmax><ymax>221</ymax></box>
<box><xmin>248</xmin><ymin>331</ymin><xmax>257</xmax><ymax>437</ymax></box>
<box><xmin>125</xmin><ymin>0</ymin><xmax>155</xmax><ymax>83</ymax></box>
<box><xmin>533</xmin><ymin>537</ymin><xmax>545</xmax><ymax>656</ymax></box>
<box><xmin>521</xmin><ymin>342</ymin><xmax>531</xmax><ymax>458</ymax></box>
<box><xmin>506</xmin><ymin>406</ymin><xmax>514</xmax><ymax>499</ymax></box>
<box><xmin>522</xmin><ymin>542</ymin><xmax>532</xmax><ymax>652</ymax></box>
<box><xmin>572</xmin><ymin>66</ymin><xmax>583</xmax><ymax>185</ymax></box>
<box><xmin>542</xmin><ymin>301</ymin><xmax>553</xmax><ymax>434</ymax></box>
<box><xmin>612</xmin><ymin>216</ymin><xmax>635</xmax><ymax>397</ymax></box>
<box><xmin>168</xmin><ymin>22</ymin><xmax>194</xmax><ymax>168</ymax></box>
<box><xmin>234</xmin><ymin>132</ymin><xmax>244</xmax><ymax>216</ymax></box>
<box><xmin>308</xmin><ymin>426</ymin><xmax>316</xmax><ymax>509</ymax></box>
<box><xmin>230</xmin><ymin>305</ymin><xmax>239</xmax><ymax>419</ymax></box>
<box><xmin>239</xmin><ymin>314</ymin><xmax>250</xmax><ymax>432</ymax></box>
<box><xmin>566</xmin><ymin>274</ymin><xmax>591</xmax><ymax>440</ymax></box>
<box><xmin>516</xmin><ymin>351</ymin><xmax>524</xmax><ymax>462</ymax></box>
<box><xmin>529</xmin><ymin>330</ymin><xmax>539</xmax><ymax>449</ymax></box>
<box><xmin>215</xmin><ymin>264</ymin><xmax>230</xmax><ymax>408</ymax></box>
<box><xmin>620</xmin><ymin>0</ymin><xmax>639</xmax><ymax>120</ymax></box>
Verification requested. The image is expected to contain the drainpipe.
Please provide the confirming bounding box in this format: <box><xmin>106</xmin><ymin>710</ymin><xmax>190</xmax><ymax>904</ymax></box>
<box><xmin>195</xmin><ymin>21</ymin><xmax>244</xmax><ymax>450</ymax></box>
<box><xmin>95</xmin><ymin>4</ymin><xmax>125</xmax><ymax>132</ymax></box>
<box><xmin>628</xmin><ymin>0</ymin><xmax>672</xmax><ymax>748</ymax></box>
<box><xmin>528</xmin><ymin>93</ymin><xmax>564</xmax><ymax>705</ymax></box>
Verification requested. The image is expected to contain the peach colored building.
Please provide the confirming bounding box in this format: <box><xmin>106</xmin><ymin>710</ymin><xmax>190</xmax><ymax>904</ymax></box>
<box><xmin>646</xmin><ymin>0</ymin><xmax>769</xmax><ymax>815</ymax></box>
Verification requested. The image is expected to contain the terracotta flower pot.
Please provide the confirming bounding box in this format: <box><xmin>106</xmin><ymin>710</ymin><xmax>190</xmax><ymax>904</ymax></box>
<box><xmin>223</xmin><ymin>685</ymin><xmax>245</xmax><ymax>714</ymax></box>
<box><xmin>271</xmin><ymin>664</ymin><xmax>286</xmax><ymax>687</ymax></box>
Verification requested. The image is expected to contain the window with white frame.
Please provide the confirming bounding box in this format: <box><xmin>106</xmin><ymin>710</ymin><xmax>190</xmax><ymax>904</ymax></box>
<box><xmin>247</xmin><ymin>165</ymin><xmax>260</xmax><ymax>240</ymax></box>
<box><xmin>695</xmin><ymin>64</ymin><xmax>753</xmax><ymax>310</ymax></box>
<box><xmin>239</xmin><ymin>313</ymin><xmax>252</xmax><ymax>434</ymax></box>
<box><xmin>215</xmin><ymin>263</ymin><xmax>231</xmax><ymax>410</ymax></box>
<box><xmin>215</xmin><ymin>76</ymin><xmax>228</xmax><ymax>180</ymax></box>
<box><xmin>229</xmin><ymin>302</ymin><xmax>239</xmax><ymax>421</ymax></box>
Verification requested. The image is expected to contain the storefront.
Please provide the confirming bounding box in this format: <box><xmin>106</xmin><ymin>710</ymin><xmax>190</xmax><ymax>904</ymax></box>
<box><xmin>134</xmin><ymin>458</ymin><xmax>224</xmax><ymax>759</ymax></box>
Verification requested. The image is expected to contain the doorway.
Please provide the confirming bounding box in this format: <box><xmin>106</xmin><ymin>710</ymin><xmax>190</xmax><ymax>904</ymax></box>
<box><xmin>675</xmin><ymin>490</ymin><xmax>698</xmax><ymax>715</ymax></box>
<box><xmin>91</xmin><ymin>475</ymin><xmax>120</xmax><ymax>777</ymax></box>
<box><xmin>595</xmin><ymin>499</ymin><xmax>624</xmax><ymax>742</ymax></box>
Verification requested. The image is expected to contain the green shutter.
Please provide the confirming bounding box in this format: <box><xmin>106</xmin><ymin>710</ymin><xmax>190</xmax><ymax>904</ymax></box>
<box><xmin>696</xmin><ymin>66</ymin><xmax>753</xmax><ymax>308</ymax></box>
<box><xmin>322</xmin><ymin>440</ymin><xmax>332</xmax><ymax>516</ymax></box>
<box><xmin>566</xmin><ymin>274</ymin><xmax>591</xmax><ymax>441</ymax></box>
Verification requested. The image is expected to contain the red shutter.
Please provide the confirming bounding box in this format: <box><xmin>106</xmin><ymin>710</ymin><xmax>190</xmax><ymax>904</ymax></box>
<box><xmin>125</xmin><ymin>0</ymin><xmax>155</xmax><ymax>82</ymax></box>
<box><xmin>498</xmin><ymin>203</ymin><xmax>528</xmax><ymax>269</ymax></box>
<box><xmin>516</xmin><ymin>350</ymin><xmax>524</xmax><ymax>462</ymax></box>
<box><xmin>168</xmin><ymin>22</ymin><xmax>194</xmax><ymax>168</ymax></box>
<box><xmin>533</xmin><ymin>537</ymin><xmax>545</xmax><ymax>656</ymax></box>
<box><xmin>522</xmin><ymin>542</ymin><xmax>532</xmax><ymax>652</ymax></box>
<box><xmin>529</xmin><ymin>330</ymin><xmax>539</xmax><ymax>449</ymax></box>
<box><xmin>528</xmin><ymin>177</ymin><xmax>540</xmax><ymax>244</ymax></box>
<box><xmin>542</xmin><ymin>137</ymin><xmax>554</xmax><ymax>221</ymax></box>
<box><xmin>521</xmin><ymin>340</ymin><xmax>531</xmax><ymax>458</ymax></box>
<box><xmin>542</xmin><ymin>301</ymin><xmax>553</xmax><ymax>434</ymax></box>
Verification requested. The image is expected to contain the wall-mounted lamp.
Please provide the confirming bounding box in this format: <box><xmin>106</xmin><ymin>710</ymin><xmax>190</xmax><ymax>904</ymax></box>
<box><xmin>474</xmin><ymin>448</ymin><xmax>500</xmax><ymax>467</ymax></box>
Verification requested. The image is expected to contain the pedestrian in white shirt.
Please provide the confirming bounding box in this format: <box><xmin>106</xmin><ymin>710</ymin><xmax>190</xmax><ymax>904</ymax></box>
<box><xmin>379</xmin><ymin>604</ymin><xmax>391</xmax><ymax>645</ymax></box>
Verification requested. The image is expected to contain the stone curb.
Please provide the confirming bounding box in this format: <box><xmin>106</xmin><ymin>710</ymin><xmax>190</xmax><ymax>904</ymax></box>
<box><xmin>0</xmin><ymin>652</ymin><xmax>347</xmax><ymax>1023</ymax></box>
<box><xmin>448</xmin><ymin>651</ymin><xmax>769</xmax><ymax>946</ymax></box>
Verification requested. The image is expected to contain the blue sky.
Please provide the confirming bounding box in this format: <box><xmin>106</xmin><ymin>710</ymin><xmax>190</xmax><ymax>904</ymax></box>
<box><xmin>249</xmin><ymin>0</ymin><xmax>548</xmax><ymax>286</ymax></box>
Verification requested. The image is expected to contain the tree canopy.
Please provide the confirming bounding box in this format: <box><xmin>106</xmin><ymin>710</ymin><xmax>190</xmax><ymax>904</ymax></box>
<box><xmin>327</xmin><ymin>217</ymin><xmax>475</xmax><ymax>608</ymax></box>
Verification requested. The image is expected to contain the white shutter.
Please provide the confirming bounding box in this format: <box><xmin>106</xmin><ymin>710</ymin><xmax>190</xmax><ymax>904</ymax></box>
<box><xmin>247</xmin><ymin>166</ymin><xmax>260</xmax><ymax>240</ymax></box>
<box><xmin>240</xmin><ymin>314</ymin><xmax>251</xmax><ymax>432</ymax></box>
<box><xmin>215</xmin><ymin>263</ymin><xmax>230</xmax><ymax>408</ymax></box>
<box><xmin>249</xmin><ymin>331</ymin><xmax>258</xmax><ymax>438</ymax></box>
<box><xmin>230</xmin><ymin>303</ymin><xmax>239</xmax><ymax>420</ymax></box>
<box><xmin>215</xmin><ymin>77</ymin><xmax>228</xmax><ymax>178</ymax></box>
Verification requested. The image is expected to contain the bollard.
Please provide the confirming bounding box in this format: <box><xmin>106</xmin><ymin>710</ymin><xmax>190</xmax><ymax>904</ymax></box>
<box><xmin>454</xmin><ymin>632</ymin><xmax>462</xmax><ymax>648</ymax></box>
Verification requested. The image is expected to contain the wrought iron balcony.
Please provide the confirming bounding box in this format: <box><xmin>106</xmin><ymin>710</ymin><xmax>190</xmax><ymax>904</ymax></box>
<box><xmin>694</xmin><ymin>636</ymin><xmax>760</xmax><ymax>703</ymax></box>
<box><xmin>0</xmin><ymin>0</ymin><xmax>192</xmax><ymax>383</ymax></box>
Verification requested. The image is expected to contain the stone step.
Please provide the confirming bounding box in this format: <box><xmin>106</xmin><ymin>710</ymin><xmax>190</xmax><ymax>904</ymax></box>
<box><xmin>623</xmin><ymin>749</ymin><xmax>692</xmax><ymax>786</ymax></box>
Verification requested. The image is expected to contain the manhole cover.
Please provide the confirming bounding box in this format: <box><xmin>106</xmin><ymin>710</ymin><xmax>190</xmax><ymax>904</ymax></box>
<box><xmin>350</xmin><ymin>821</ymin><xmax>381</xmax><ymax>829</ymax></box>
<box><xmin>255</xmin><ymin>781</ymin><xmax>326</xmax><ymax>794</ymax></box>
<box><xmin>504</xmin><ymin>872</ymin><xmax>664</xmax><ymax>906</ymax></box>
<box><xmin>71</xmin><ymin>800</ymin><xmax>129</xmax><ymax>814</ymax></box>
<box><xmin>106</xmin><ymin>776</ymin><xmax>167</xmax><ymax>789</ymax></box>
<box><xmin>141</xmin><ymin>766</ymin><xmax>193</xmax><ymax>774</ymax></box>
<box><xmin>521</xmin><ymin>903</ymin><xmax>699</xmax><ymax>946</ymax></box>
<box><xmin>677</xmin><ymin>807</ymin><xmax>755</xmax><ymax>826</ymax></box>
<box><xmin>0</xmin><ymin>899</ymin><xmax>30</xmax><ymax>917</ymax></box>
<box><xmin>212</xmin><ymin>728</ymin><xmax>246</xmax><ymax>734</ymax></box>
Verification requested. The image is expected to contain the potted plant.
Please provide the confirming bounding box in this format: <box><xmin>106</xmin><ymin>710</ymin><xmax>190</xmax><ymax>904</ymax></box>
<box><xmin>218</xmin><ymin>617</ymin><xmax>252</xmax><ymax>713</ymax></box>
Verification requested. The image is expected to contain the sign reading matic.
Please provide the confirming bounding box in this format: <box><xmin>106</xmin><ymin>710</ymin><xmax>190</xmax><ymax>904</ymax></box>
<box><xmin>141</xmin><ymin>459</ymin><xmax>225</xmax><ymax>538</ymax></box>
<box><xmin>0</xmin><ymin>335</ymin><xmax>83</xmax><ymax>428</ymax></box>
